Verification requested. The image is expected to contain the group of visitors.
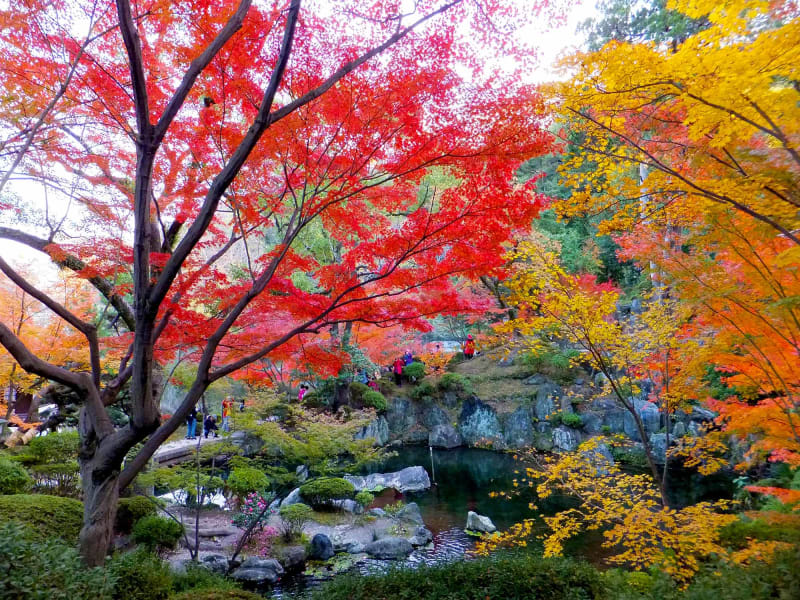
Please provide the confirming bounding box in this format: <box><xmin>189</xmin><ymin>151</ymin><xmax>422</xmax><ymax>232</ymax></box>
<box><xmin>184</xmin><ymin>395</ymin><xmax>240</xmax><ymax>440</ymax></box>
<box><xmin>392</xmin><ymin>348</ymin><xmax>415</xmax><ymax>385</ymax></box>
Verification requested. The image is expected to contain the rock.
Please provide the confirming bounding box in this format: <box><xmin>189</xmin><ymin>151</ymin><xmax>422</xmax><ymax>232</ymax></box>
<box><xmin>281</xmin><ymin>487</ymin><xmax>303</xmax><ymax>506</ymax></box>
<box><xmin>575</xmin><ymin>378</ymin><xmax>585</xmax><ymax>386</ymax></box>
<box><xmin>594</xmin><ymin>372</ymin><xmax>608</xmax><ymax>388</ymax></box>
<box><xmin>268</xmin><ymin>498</ymin><xmax>281</xmax><ymax>511</ymax></box>
<box><xmin>229</xmin><ymin>430</ymin><xmax>265</xmax><ymax>457</ymax></box>
<box><xmin>649</xmin><ymin>433</ymin><xmax>668</xmax><ymax>464</ymax></box>
<box><xmin>168</xmin><ymin>558</ymin><xmax>190</xmax><ymax>575</ymax></box>
<box><xmin>429</xmin><ymin>424</ymin><xmax>462</xmax><ymax>449</ymax></box>
<box><xmin>534</xmin><ymin>384</ymin><xmax>561</xmax><ymax>421</ymax></box>
<box><xmin>355</xmin><ymin>416</ymin><xmax>390</xmax><ymax>447</ymax></box>
<box><xmin>524</xmin><ymin>374</ymin><xmax>548</xmax><ymax>386</ymax></box>
<box><xmin>422</xmin><ymin>405</ymin><xmax>450</xmax><ymax>429</ymax></box>
<box><xmin>275</xmin><ymin>545</ymin><xmax>306</xmax><ymax>572</ymax></box>
<box><xmin>465</xmin><ymin>511</ymin><xmax>496</xmax><ymax>533</ymax></box>
<box><xmin>231</xmin><ymin>557</ymin><xmax>284</xmax><ymax>584</ymax></box>
<box><xmin>459</xmin><ymin>397</ymin><xmax>505</xmax><ymax>448</ymax></box>
<box><xmin>441</xmin><ymin>391</ymin><xmax>459</xmax><ymax>408</ymax></box>
<box><xmin>580</xmin><ymin>440</ymin><xmax>615</xmax><ymax>475</ymax></box>
<box><xmin>623</xmin><ymin>399</ymin><xmax>661</xmax><ymax>441</ymax></box>
<box><xmin>344</xmin><ymin>541</ymin><xmax>366</xmax><ymax>553</ymax></box>
<box><xmin>408</xmin><ymin>526</ymin><xmax>433</xmax><ymax>546</ymax></box>
<box><xmin>631</xmin><ymin>298</ymin><xmax>643</xmax><ymax>313</ymax></box>
<box><xmin>200</xmin><ymin>553</ymin><xmax>230</xmax><ymax>574</ymax></box>
<box><xmin>330</xmin><ymin>498</ymin><xmax>363</xmax><ymax>514</ymax></box>
<box><xmin>532</xmin><ymin>430</ymin><xmax>554</xmax><ymax>451</ymax></box>
<box><xmin>688</xmin><ymin>421</ymin><xmax>701</xmax><ymax>437</ymax></box>
<box><xmin>672</xmin><ymin>422</ymin><xmax>686</xmax><ymax>438</ymax></box>
<box><xmin>581</xmin><ymin>412</ymin><xmax>603</xmax><ymax>434</ymax></box>
<box><xmin>345</xmin><ymin>466</ymin><xmax>431</xmax><ymax>493</ymax></box>
<box><xmin>559</xmin><ymin>395</ymin><xmax>574</xmax><ymax>414</ymax></box>
<box><xmin>553</xmin><ymin>426</ymin><xmax>580</xmax><ymax>452</ymax></box>
<box><xmin>296</xmin><ymin>464</ymin><xmax>309</xmax><ymax>483</ymax></box>
<box><xmin>386</xmin><ymin>398</ymin><xmax>417</xmax><ymax>438</ymax></box>
<box><xmin>369</xmin><ymin>507</ymin><xmax>387</xmax><ymax>517</ymax></box>
<box><xmin>395</xmin><ymin>501</ymin><xmax>424</xmax><ymax>525</ymax></box>
<box><xmin>364</xmin><ymin>537</ymin><xmax>414</xmax><ymax>559</ymax></box>
<box><xmin>502</xmin><ymin>406</ymin><xmax>534</xmax><ymax>449</ymax></box>
<box><xmin>309</xmin><ymin>533</ymin><xmax>334</xmax><ymax>560</ymax></box>
<box><xmin>690</xmin><ymin>406</ymin><xmax>716</xmax><ymax>423</ymax></box>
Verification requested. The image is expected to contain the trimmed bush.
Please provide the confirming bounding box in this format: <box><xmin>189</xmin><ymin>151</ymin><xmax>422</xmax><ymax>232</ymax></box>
<box><xmin>131</xmin><ymin>515</ymin><xmax>184</xmax><ymax>553</ymax></box>
<box><xmin>362</xmin><ymin>390</ymin><xmax>387</xmax><ymax>411</ymax></box>
<box><xmin>349</xmin><ymin>381</ymin><xmax>370</xmax><ymax>404</ymax></box>
<box><xmin>169</xmin><ymin>590</ymin><xmax>262</xmax><ymax>600</ymax></box>
<box><xmin>0</xmin><ymin>456</ymin><xmax>32</xmax><ymax>495</ymax></box>
<box><xmin>170</xmin><ymin>564</ymin><xmax>240</xmax><ymax>594</ymax></box>
<box><xmin>226</xmin><ymin>466</ymin><xmax>269</xmax><ymax>502</ymax></box>
<box><xmin>116</xmin><ymin>496</ymin><xmax>157</xmax><ymax>534</ymax></box>
<box><xmin>0</xmin><ymin>493</ymin><xmax>83</xmax><ymax>542</ymax></box>
<box><xmin>0</xmin><ymin>521</ymin><xmax>114</xmax><ymax>600</ymax></box>
<box><xmin>558</xmin><ymin>412</ymin><xmax>584</xmax><ymax>428</ymax></box>
<box><xmin>355</xmin><ymin>490</ymin><xmax>375</xmax><ymax>508</ymax></box>
<box><xmin>107</xmin><ymin>548</ymin><xmax>172</xmax><ymax>600</ymax></box>
<box><xmin>402</xmin><ymin>362</ymin><xmax>425</xmax><ymax>381</ymax></box>
<box><xmin>437</xmin><ymin>372</ymin><xmax>469</xmax><ymax>394</ymax></box>
<box><xmin>719</xmin><ymin>513</ymin><xmax>800</xmax><ymax>550</ymax></box>
<box><xmin>278</xmin><ymin>502</ymin><xmax>314</xmax><ymax>541</ymax></box>
<box><xmin>299</xmin><ymin>477</ymin><xmax>355</xmax><ymax>507</ymax></box>
<box><xmin>309</xmin><ymin>553</ymin><xmax>604</xmax><ymax>600</ymax></box>
<box><xmin>410</xmin><ymin>381</ymin><xmax>436</xmax><ymax>401</ymax></box>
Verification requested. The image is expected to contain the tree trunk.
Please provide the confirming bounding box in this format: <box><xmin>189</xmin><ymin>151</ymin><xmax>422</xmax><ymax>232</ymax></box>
<box><xmin>79</xmin><ymin>457</ymin><xmax>121</xmax><ymax>566</ymax></box>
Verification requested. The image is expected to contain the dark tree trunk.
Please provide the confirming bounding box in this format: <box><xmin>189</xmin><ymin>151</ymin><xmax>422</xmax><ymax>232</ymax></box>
<box><xmin>78</xmin><ymin>456</ymin><xmax>121</xmax><ymax>566</ymax></box>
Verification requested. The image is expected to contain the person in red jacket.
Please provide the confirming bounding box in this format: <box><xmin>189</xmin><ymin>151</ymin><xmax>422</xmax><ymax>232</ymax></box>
<box><xmin>393</xmin><ymin>357</ymin><xmax>404</xmax><ymax>386</ymax></box>
<box><xmin>464</xmin><ymin>334</ymin><xmax>475</xmax><ymax>359</ymax></box>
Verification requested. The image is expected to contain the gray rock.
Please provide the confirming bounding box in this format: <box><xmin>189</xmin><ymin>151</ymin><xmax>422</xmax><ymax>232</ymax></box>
<box><xmin>631</xmin><ymin>298</ymin><xmax>643</xmax><ymax>313</ymax></box>
<box><xmin>200</xmin><ymin>553</ymin><xmax>230</xmax><ymax>574</ymax></box>
<box><xmin>441</xmin><ymin>391</ymin><xmax>459</xmax><ymax>408</ymax></box>
<box><xmin>581</xmin><ymin>412</ymin><xmax>603</xmax><ymax>434</ymax></box>
<box><xmin>559</xmin><ymin>395</ymin><xmax>574</xmax><ymax>414</ymax></box>
<box><xmin>231</xmin><ymin>557</ymin><xmax>284</xmax><ymax>584</ymax></box>
<box><xmin>281</xmin><ymin>487</ymin><xmax>303</xmax><ymax>506</ymax></box>
<box><xmin>690</xmin><ymin>406</ymin><xmax>716</xmax><ymax>423</ymax></box>
<box><xmin>534</xmin><ymin>384</ymin><xmax>561</xmax><ymax>421</ymax></box>
<box><xmin>594</xmin><ymin>372</ymin><xmax>608</xmax><ymax>388</ymax></box>
<box><xmin>168</xmin><ymin>558</ymin><xmax>190</xmax><ymax>575</ymax></box>
<box><xmin>429</xmin><ymin>424</ymin><xmax>462</xmax><ymax>449</ymax></box>
<box><xmin>345</xmin><ymin>541</ymin><xmax>366</xmax><ymax>553</ymax></box>
<box><xmin>422</xmin><ymin>406</ymin><xmax>450</xmax><ymax>429</ymax></box>
<box><xmin>386</xmin><ymin>398</ymin><xmax>417</xmax><ymax>437</ymax></box>
<box><xmin>408</xmin><ymin>526</ymin><xmax>433</xmax><ymax>546</ymax></box>
<box><xmin>466</xmin><ymin>511</ymin><xmax>496</xmax><ymax>533</ymax></box>
<box><xmin>649</xmin><ymin>433</ymin><xmax>668</xmax><ymax>464</ymax></box>
<box><xmin>296</xmin><ymin>464</ymin><xmax>309</xmax><ymax>483</ymax></box>
<box><xmin>229</xmin><ymin>430</ymin><xmax>265</xmax><ymax>457</ymax></box>
<box><xmin>459</xmin><ymin>397</ymin><xmax>505</xmax><ymax>448</ymax></box>
<box><xmin>345</xmin><ymin>466</ymin><xmax>431</xmax><ymax>493</ymax></box>
<box><xmin>309</xmin><ymin>533</ymin><xmax>334</xmax><ymax>560</ymax></box>
<box><xmin>395</xmin><ymin>501</ymin><xmax>424</xmax><ymax>525</ymax></box>
<box><xmin>688</xmin><ymin>421</ymin><xmax>701</xmax><ymax>437</ymax></box>
<box><xmin>672</xmin><ymin>422</ymin><xmax>686</xmax><ymax>438</ymax></box>
<box><xmin>355</xmin><ymin>416</ymin><xmax>390</xmax><ymax>447</ymax></box>
<box><xmin>623</xmin><ymin>400</ymin><xmax>661</xmax><ymax>441</ymax></box>
<box><xmin>268</xmin><ymin>498</ymin><xmax>281</xmax><ymax>511</ymax></box>
<box><xmin>276</xmin><ymin>545</ymin><xmax>306</xmax><ymax>572</ymax></box>
<box><xmin>580</xmin><ymin>440</ymin><xmax>615</xmax><ymax>475</ymax></box>
<box><xmin>502</xmin><ymin>406</ymin><xmax>534</xmax><ymax>449</ymax></box>
<box><xmin>364</xmin><ymin>537</ymin><xmax>414</xmax><ymax>559</ymax></box>
<box><xmin>524</xmin><ymin>374</ymin><xmax>548</xmax><ymax>386</ymax></box>
<box><xmin>553</xmin><ymin>426</ymin><xmax>580</xmax><ymax>452</ymax></box>
<box><xmin>532</xmin><ymin>430</ymin><xmax>554</xmax><ymax>451</ymax></box>
<box><xmin>330</xmin><ymin>498</ymin><xmax>363</xmax><ymax>514</ymax></box>
<box><xmin>369</xmin><ymin>507</ymin><xmax>387</xmax><ymax>517</ymax></box>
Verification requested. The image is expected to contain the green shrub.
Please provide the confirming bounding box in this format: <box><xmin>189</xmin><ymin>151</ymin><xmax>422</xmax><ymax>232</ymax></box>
<box><xmin>169</xmin><ymin>590</ymin><xmax>262</xmax><ymax>600</ymax></box>
<box><xmin>349</xmin><ymin>381</ymin><xmax>370</xmax><ymax>404</ymax></box>
<box><xmin>107</xmin><ymin>548</ymin><xmax>172</xmax><ymax>600</ymax></box>
<box><xmin>355</xmin><ymin>490</ymin><xmax>375</xmax><ymax>508</ymax></box>
<box><xmin>226</xmin><ymin>466</ymin><xmax>269</xmax><ymax>502</ymax></box>
<box><xmin>402</xmin><ymin>362</ymin><xmax>426</xmax><ymax>381</ymax></box>
<box><xmin>309</xmin><ymin>553</ymin><xmax>604</xmax><ymax>600</ymax></box>
<box><xmin>0</xmin><ymin>521</ymin><xmax>114</xmax><ymax>600</ymax></box>
<box><xmin>170</xmin><ymin>563</ymin><xmax>240</xmax><ymax>594</ymax></box>
<box><xmin>521</xmin><ymin>347</ymin><xmax>580</xmax><ymax>384</ymax></box>
<box><xmin>601</xmin><ymin>425</ymin><xmax>612</xmax><ymax>436</ymax></box>
<box><xmin>557</xmin><ymin>412</ymin><xmax>584</xmax><ymax>428</ymax></box>
<box><xmin>437</xmin><ymin>372</ymin><xmax>470</xmax><ymax>394</ymax></box>
<box><xmin>278</xmin><ymin>502</ymin><xmax>314</xmax><ymax>541</ymax></box>
<box><xmin>116</xmin><ymin>496</ymin><xmax>157</xmax><ymax>534</ymax></box>
<box><xmin>0</xmin><ymin>456</ymin><xmax>32</xmax><ymax>494</ymax></box>
<box><xmin>610</xmin><ymin>446</ymin><xmax>649</xmax><ymax>469</ymax></box>
<box><xmin>131</xmin><ymin>515</ymin><xmax>184</xmax><ymax>553</ymax></box>
<box><xmin>22</xmin><ymin>431</ymin><xmax>80</xmax><ymax>464</ymax></box>
<box><xmin>299</xmin><ymin>477</ymin><xmax>355</xmax><ymax>507</ymax></box>
<box><xmin>362</xmin><ymin>390</ymin><xmax>387</xmax><ymax>411</ymax></box>
<box><xmin>718</xmin><ymin>514</ymin><xmax>800</xmax><ymax>550</ymax></box>
<box><xmin>301</xmin><ymin>392</ymin><xmax>326</xmax><ymax>409</ymax></box>
<box><xmin>0</xmin><ymin>493</ymin><xmax>83</xmax><ymax>542</ymax></box>
<box><xmin>410</xmin><ymin>381</ymin><xmax>437</xmax><ymax>400</ymax></box>
<box><xmin>383</xmin><ymin>500</ymin><xmax>406</xmax><ymax>516</ymax></box>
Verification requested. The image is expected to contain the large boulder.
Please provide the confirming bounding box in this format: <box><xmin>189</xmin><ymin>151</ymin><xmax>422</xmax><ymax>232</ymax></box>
<box><xmin>364</xmin><ymin>536</ymin><xmax>414</xmax><ymax>559</ymax></box>
<box><xmin>309</xmin><ymin>533</ymin><xmax>334</xmax><ymax>560</ymax></box>
<box><xmin>465</xmin><ymin>511</ymin><xmax>496</xmax><ymax>533</ymax></box>
<box><xmin>672</xmin><ymin>421</ymin><xmax>686</xmax><ymax>438</ymax></box>
<box><xmin>422</xmin><ymin>405</ymin><xmax>450</xmax><ymax>429</ymax></box>
<box><xmin>386</xmin><ymin>398</ymin><xmax>418</xmax><ymax>438</ymax></box>
<box><xmin>275</xmin><ymin>545</ymin><xmax>306</xmax><ymax>572</ymax></box>
<box><xmin>231</xmin><ymin>557</ymin><xmax>284</xmax><ymax>584</ymax></box>
<box><xmin>429</xmin><ymin>424</ymin><xmax>462</xmax><ymax>449</ymax></box>
<box><xmin>395</xmin><ymin>501</ymin><xmax>424</xmax><ymax>525</ymax></box>
<box><xmin>229</xmin><ymin>430</ymin><xmax>265</xmax><ymax>456</ymax></box>
<box><xmin>534</xmin><ymin>384</ymin><xmax>561</xmax><ymax>421</ymax></box>
<box><xmin>345</xmin><ymin>466</ymin><xmax>431</xmax><ymax>493</ymax></box>
<box><xmin>199</xmin><ymin>553</ymin><xmax>229</xmax><ymax>574</ymax></box>
<box><xmin>553</xmin><ymin>426</ymin><xmax>580</xmax><ymax>452</ymax></box>
<box><xmin>649</xmin><ymin>433</ymin><xmax>668</xmax><ymax>465</ymax></box>
<box><xmin>330</xmin><ymin>498</ymin><xmax>363</xmax><ymax>514</ymax></box>
<box><xmin>355</xmin><ymin>416</ymin><xmax>390</xmax><ymax>447</ymax></box>
<box><xmin>502</xmin><ymin>406</ymin><xmax>534</xmax><ymax>449</ymax></box>
<box><xmin>459</xmin><ymin>397</ymin><xmax>505</xmax><ymax>448</ymax></box>
<box><xmin>408</xmin><ymin>526</ymin><xmax>433</xmax><ymax>546</ymax></box>
<box><xmin>623</xmin><ymin>399</ymin><xmax>661</xmax><ymax>441</ymax></box>
<box><xmin>580</xmin><ymin>440</ymin><xmax>615</xmax><ymax>475</ymax></box>
<box><xmin>281</xmin><ymin>487</ymin><xmax>303</xmax><ymax>506</ymax></box>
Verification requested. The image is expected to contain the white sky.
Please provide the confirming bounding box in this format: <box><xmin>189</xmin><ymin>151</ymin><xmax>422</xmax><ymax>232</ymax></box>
<box><xmin>0</xmin><ymin>0</ymin><xmax>596</xmax><ymax>282</ymax></box>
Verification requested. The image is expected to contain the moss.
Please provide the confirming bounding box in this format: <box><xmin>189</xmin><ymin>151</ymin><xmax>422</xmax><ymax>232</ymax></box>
<box><xmin>0</xmin><ymin>493</ymin><xmax>83</xmax><ymax>543</ymax></box>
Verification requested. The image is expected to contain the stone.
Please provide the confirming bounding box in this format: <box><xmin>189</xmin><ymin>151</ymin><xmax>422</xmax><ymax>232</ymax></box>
<box><xmin>295</xmin><ymin>464</ymin><xmax>309</xmax><ymax>483</ymax></box>
<box><xmin>623</xmin><ymin>400</ymin><xmax>661</xmax><ymax>441</ymax></box>
<box><xmin>330</xmin><ymin>498</ymin><xmax>363</xmax><ymax>514</ymax></box>
<box><xmin>672</xmin><ymin>421</ymin><xmax>686</xmax><ymax>438</ymax></box>
<box><xmin>429</xmin><ymin>424</ymin><xmax>462</xmax><ymax>449</ymax></box>
<box><xmin>581</xmin><ymin>412</ymin><xmax>603</xmax><ymax>434</ymax></box>
<box><xmin>458</xmin><ymin>396</ymin><xmax>505</xmax><ymax>448</ymax></box>
<box><xmin>231</xmin><ymin>557</ymin><xmax>284</xmax><ymax>584</ymax></box>
<box><xmin>344</xmin><ymin>542</ymin><xmax>366</xmax><ymax>553</ymax></box>
<box><xmin>355</xmin><ymin>416</ymin><xmax>390</xmax><ymax>447</ymax></box>
<box><xmin>631</xmin><ymin>298</ymin><xmax>643</xmax><ymax>313</ymax></box>
<box><xmin>466</xmin><ymin>511</ymin><xmax>496</xmax><ymax>533</ymax></box>
<box><xmin>534</xmin><ymin>384</ymin><xmax>561</xmax><ymax>421</ymax></box>
<box><xmin>395</xmin><ymin>501</ymin><xmax>424</xmax><ymax>525</ymax></box>
<box><xmin>580</xmin><ymin>440</ymin><xmax>615</xmax><ymax>475</ymax></box>
<box><xmin>502</xmin><ymin>406</ymin><xmax>534</xmax><ymax>449</ymax></box>
<box><xmin>229</xmin><ymin>430</ymin><xmax>265</xmax><ymax>457</ymax></box>
<box><xmin>281</xmin><ymin>487</ymin><xmax>303</xmax><ymax>506</ymax></box>
<box><xmin>688</xmin><ymin>421</ymin><xmax>701</xmax><ymax>437</ymax></box>
<box><xmin>386</xmin><ymin>398</ymin><xmax>417</xmax><ymax>438</ymax></box>
<box><xmin>275</xmin><ymin>545</ymin><xmax>306</xmax><ymax>572</ymax></box>
<box><xmin>649</xmin><ymin>433</ymin><xmax>668</xmax><ymax>464</ymax></box>
<box><xmin>553</xmin><ymin>426</ymin><xmax>580</xmax><ymax>452</ymax></box>
<box><xmin>532</xmin><ymin>430</ymin><xmax>554</xmax><ymax>451</ymax></box>
<box><xmin>441</xmin><ymin>391</ymin><xmax>459</xmax><ymax>408</ymax></box>
<box><xmin>524</xmin><ymin>374</ymin><xmax>548</xmax><ymax>386</ymax></box>
<box><xmin>594</xmin><ymin>372</ymin><xmax>608</xmax><ymax>388</ymax></box>
<box><xmin>364</xmin><ymin>536</ymin><xmax>414</xmax><ymax>559</ymax></box>
<box><xmin>690</xmin><ymin>406</ymin><xmax>716</xmax><ymax>423</ymax></box>
<box><xmin>559</xmin><ymin>395</ymin><xmax>574</xmax><ymax>414</ymax></box>
<box><xmin>422</xmin><ymin>405</ymin><xmax>450</xmax><ymax>429</ymax></box>
<box><xmin>200</xmin><ymin>553</ymin><xmax>230</xmax><ymax>574</ymax></box>
<box><xmin>168</xmin><ymin>558</ymin><xmax>190</xmax><ymax>575</ymax></box>
<box><xmin>309</xmin><ymin>533</ymin><xmax>334</xmax><ymax>560</ymax></box>
<box><xmin>369</xmin><ymin>507</ymin><xmax>387</xmax><ymax>517</ymax></box>
<box><xmin>268</xmin><ymin>498</ymin><xmax>281</xmax><ymax>511</ymax></box>
<box><xmin>345</xmin><ymin>466</ymin><xmax>431</xmax><ymax>493</ymax></box>
<box><xmin>408</xmin><ymin>526</ymin><xmax>433</xmax><ymax>546</ymax></box>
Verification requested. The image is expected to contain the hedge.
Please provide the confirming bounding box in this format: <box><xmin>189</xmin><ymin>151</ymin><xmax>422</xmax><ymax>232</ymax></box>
<box><xmin>0</xmin><ymin>493</ymin><xmax>83</xmax><ymax>543</ymax></box>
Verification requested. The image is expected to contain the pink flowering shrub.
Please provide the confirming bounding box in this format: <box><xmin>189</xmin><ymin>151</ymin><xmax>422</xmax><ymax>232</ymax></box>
<box><xmin>231</xmin><ymin>492</ymin><xmax>276</xmax><ymax>530</ymax></box>
<box><xmin>248</xmin><ymin>525</ymin><xmax>279</xmax><ymax>556</ymax></box>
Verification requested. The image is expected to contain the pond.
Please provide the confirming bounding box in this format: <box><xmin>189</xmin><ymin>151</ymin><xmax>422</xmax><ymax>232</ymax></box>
<box><xmin>271</xmin><ymin>445</ymin><xmax>734</xmax><ymax>597</ymax></box>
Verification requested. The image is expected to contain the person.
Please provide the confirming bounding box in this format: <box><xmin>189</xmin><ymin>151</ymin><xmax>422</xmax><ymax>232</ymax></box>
<box><xmin>203</xmin><ymin>414</ymin><xmax>219</xmax><ymax>438</ymax></box>
<box><xmin>221</xmin><ymin>397</ymin><xmax>233</xmax><ymax>432</ymax></box>
<box><xmin>298</xmin><ymin>384</ymin><xmax>308</xmax><ymax>402</ymax></box>
<box><xmin>185</xmin><ymin>405</ymin><xmax>198</xmax><ymax>439</ymax></box>
<box><xmin>393</xmin><ymin>357</ymin><xmax>404</xmax><ymax>386</ymax></box>
<box><xmin>239</xmin><ymin>399</ymin><xmax>245</xmax><ymax>412</ymax></box>
<box><xmin>358</xmin><ymin>370</ymin><xmax>369</xmax><ymax>384</ymax></box>
<box><xmin>464</xmin><ymin>334</ymin><xmax>475</xmax><ymax>359</ymax></box>
<box><xmin>403</xmin><ymin>349</ymin><xmax>413</xmax><ymax>365</ymax></box>
<box><xmin>367</xmin><ymin>378</ymin><xmax>380</xmax><ymax>391</ymax></box>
